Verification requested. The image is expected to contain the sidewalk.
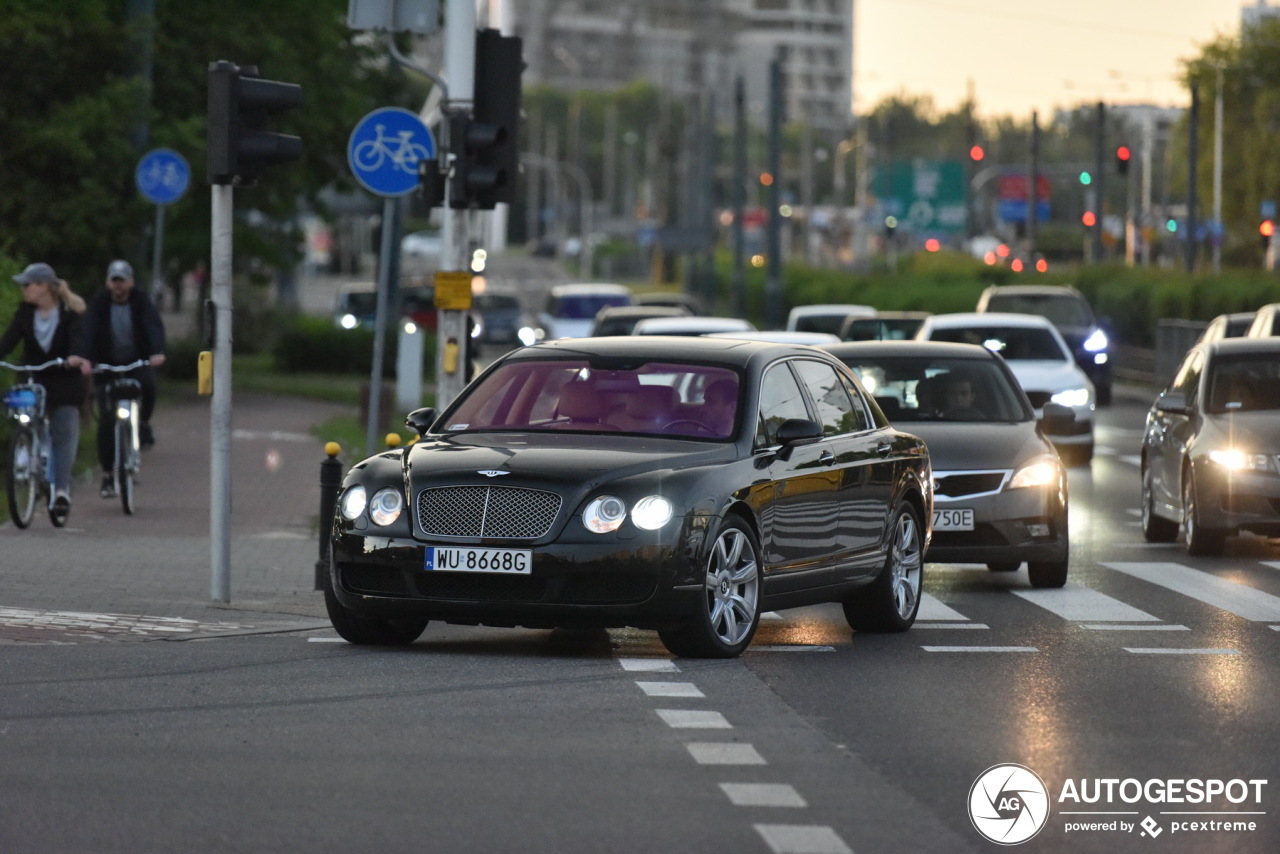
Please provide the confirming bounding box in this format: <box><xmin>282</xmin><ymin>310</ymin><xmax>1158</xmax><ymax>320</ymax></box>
<box><xmin>0</xmin><ymin>384</ymin><xmax>355</xmax><ymax>632</ymax></box>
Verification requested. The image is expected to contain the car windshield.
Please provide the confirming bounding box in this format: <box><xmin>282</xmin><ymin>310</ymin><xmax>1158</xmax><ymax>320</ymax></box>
<box><xmin>842</xmin><ymin>357</ymin><xmax>1028</xmax><ymax>423</ymax></box>
<box><xmin>475</xmin><ymin>294</ymin><xmax>520</xmax><ymax>312</ymax></box>
<box><xmin>927</xmin><ymin>325</ymin><xmax>1067</xmax><ymax>361</ymax></box>
<box><xmin>1205</xmin><ymin>356</ymin><xmax>1280</xmax><ymax>413</ymax></box>
<box><xmin>548</xmin><ymin>294</ymin><xmax>631</xmax><ymax>319</ymax></box>
<box><xmin>985</xmin><ymin>294</ymin><xmax>1094</xmax><ymax>327</ymax></box>
<box><xmin>441</xmin><ymin>360</ymin><xmax>742</xmax><ymax>439</ymax></box>
<box><xmin>842</xmin><ymin>318</ymin><xmax>925</xmax><ymax>341</ymax></box>
<box><xmin>339</xmin><ymin>291</ymin><xmax>377</xmax><ymax>316</ymax></box>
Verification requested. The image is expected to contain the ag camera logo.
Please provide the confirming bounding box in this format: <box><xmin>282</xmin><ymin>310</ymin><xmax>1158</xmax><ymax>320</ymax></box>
<box><xmin>969</xmin><ymin>763</ymin><xmax>1050</xmax><ymax>845</ymax></box>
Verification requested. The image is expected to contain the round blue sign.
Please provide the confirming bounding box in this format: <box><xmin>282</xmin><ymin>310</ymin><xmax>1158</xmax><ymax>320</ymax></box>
<box><xmin>348</xmin><ymin>107</ymin><xmax>436</xmax><ymax>197</ymax></box>
<box><xmin>136</xmin><ymin>148</ymin><xmax>191</xmax><ymax>205</ymax></box>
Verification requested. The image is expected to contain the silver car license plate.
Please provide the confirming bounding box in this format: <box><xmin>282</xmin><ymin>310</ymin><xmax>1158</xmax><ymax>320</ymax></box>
<box><xmin>932</xmin><ymin>508</ymin><xmax>975</xmax><ymax>531</ymax></box>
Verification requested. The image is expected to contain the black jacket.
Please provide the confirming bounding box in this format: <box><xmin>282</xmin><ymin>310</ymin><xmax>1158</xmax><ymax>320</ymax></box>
<box><xmin>0</xmin><ymin>303</ymin><xmax>88</xmax><ymax>408</ymax></box>
<box><xmin>82</xmin><ymin>287</ymin><xmax>166</xmax><ymax>366</ymax></box>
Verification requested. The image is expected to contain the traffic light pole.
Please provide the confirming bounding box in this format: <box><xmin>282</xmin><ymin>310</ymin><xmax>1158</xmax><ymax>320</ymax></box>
<box><xmin>210</xmin><ymin>184</ymin><xmax>233</xmax><ymax>603</ymax></box>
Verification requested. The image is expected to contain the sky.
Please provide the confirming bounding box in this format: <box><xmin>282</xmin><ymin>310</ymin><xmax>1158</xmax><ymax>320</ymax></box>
<box><xmin>854</xmin><ymin>0</ymin><xmax>1251</xmax><ymax>119</ymax></box>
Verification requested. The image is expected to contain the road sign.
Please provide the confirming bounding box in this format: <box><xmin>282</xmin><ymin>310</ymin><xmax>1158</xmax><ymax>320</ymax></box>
<box><xmin>136</xmin><ymin>148</ymin><xmax>191</xmax><ymax>205</ymax></box>
<box><xmin>348</xmin><ymin>107</ymin><xmax>436</xmax><ymax>197</ymax></box>
<box><xmin>873</xmin><ymin>161</ymin><xmax>966</xmax><ymax>234</ymax></box>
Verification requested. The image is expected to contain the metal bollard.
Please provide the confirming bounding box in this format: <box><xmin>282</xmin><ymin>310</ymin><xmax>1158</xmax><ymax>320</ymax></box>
<box><xmin>315</xmin><ymin>441</ymin><xmax>343</xmax><ymax>591</ymax></box>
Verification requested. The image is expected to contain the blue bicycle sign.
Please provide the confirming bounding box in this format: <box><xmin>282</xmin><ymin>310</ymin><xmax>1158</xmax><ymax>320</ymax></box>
<box><xmin>136</xmin><ymin>148</ymin><xmax>190</xmax><ymax>206</ymax></box>
<box><xmin>348</xmin><ymin>107</ymin><xmax>436</xmax><ymax>197</ymax></box>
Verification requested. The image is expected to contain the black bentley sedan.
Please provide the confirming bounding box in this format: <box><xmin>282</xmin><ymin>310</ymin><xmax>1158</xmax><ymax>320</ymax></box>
<box><xmin>326</xmin><ymin>336</ymin><xmax>933</xmax><ymax>658</ymax></box>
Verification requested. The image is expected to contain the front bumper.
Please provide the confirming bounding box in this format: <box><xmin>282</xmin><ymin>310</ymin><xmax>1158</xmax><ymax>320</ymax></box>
<box><xmin>1193</xmin><ymin>466</ymin><xmax>1280</xmax><ymax>537</ymax></box>
<box><xmin>925</xmin><ymin>476</ymin><xmax>1067</xmax><ymax>564</ymax></box>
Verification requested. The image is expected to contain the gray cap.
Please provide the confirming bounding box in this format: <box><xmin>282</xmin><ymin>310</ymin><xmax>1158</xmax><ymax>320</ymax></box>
<box><xmin>13</xmin><ymin>262</ymin><xmax>57</xmax><ymax>285</ymax></box>
<box><xmin>107</xmin><ymin>259</ymin><xmax>134</xmax><ymax>280</ymax></box>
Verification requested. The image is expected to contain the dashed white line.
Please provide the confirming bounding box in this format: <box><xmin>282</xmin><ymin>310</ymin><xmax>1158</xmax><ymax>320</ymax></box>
<box><xmin>687</xmin><ymin>743</ymin><xmax>767</xmax><ymax>765</ymax></box>
<box><xmin>751</xmin><ymin>645</ymin><xmax>836</xmax><ymax>652</ymax></box>
<box><xmin>754</xmin><ymin>823</ymin><xmax>852</xmax><ymax>854</ymax></box>
<box><xmin>1080</xmin><ymin>624</ymin><xmax>1189</xmax><ymax>631</ymax></box>
<box><xmin>914</xmin><ymin>622</ymin><xmax>989</xmax><ymax>630</ymax></box>
<box><xmin>617</xmin><ymin>658</ymin><xmax>680</xmax><ymax>672</ymax></box>
<box><xmin>636</xmin><ymin>681</ymin><xmax>704</xmax><ymax>698</ymax></box>
<box><xmin>1124</xmin><ymin>648</ymin><xmax>1240</xmax><ymax>655</ymax></box>
<box><xmin>720</xmin><ymin>783</ymin><xmax>807</xmax><ymax>808</ymax></box>
<box><xmin>656</xmin><ymin>709</ymin><xmax>731</xmax><ymax>729</ymax></box>
<box><xmin>922</xmin><ymin>645</ymin><xmax>1039</xmax><ymax>653</ymax></box>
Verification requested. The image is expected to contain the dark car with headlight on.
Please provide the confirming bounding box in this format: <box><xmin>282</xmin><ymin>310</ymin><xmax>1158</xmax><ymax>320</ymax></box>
<box><xmin>1141</xmin><ymin>337</ymin><xmax>1280</xmax><ymax>556</ymax></box>
<box><xmin>326</xmin><ymin>336</ymin><xmax>933</xmax><ymax>658</ymax></box>
<box><xmin>825</xmin><ymin>340</ymin><xmax>1071</xmax><ymax>588</ymax></box>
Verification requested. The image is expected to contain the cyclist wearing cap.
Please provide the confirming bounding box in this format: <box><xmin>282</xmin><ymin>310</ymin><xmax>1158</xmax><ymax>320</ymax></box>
<box><xmin>82</xmin><ymin>259</ymin><xmax>166</xmax><ymax>499</ymax></box>
<box><xmin>0</xmin><ymin>262</ymin><xmax>92</xmax><ymax>519</ymax></box>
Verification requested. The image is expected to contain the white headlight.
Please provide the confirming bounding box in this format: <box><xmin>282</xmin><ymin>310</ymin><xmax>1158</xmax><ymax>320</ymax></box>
<box><xmin>340</xmin><ymin>314</ymin><xmax>358</xmax><ymax>330</ymax></box>
<box><xmin>1051</xmin><ymin>387</ymin><xmax>1090</xmax><ymax>408</ymax></box>
<box><xmin>368</xmin><ymin>488</ymin><xmax>403</xmax><ymax>526</ymax></box>
<box><xmin>1208</xmin><ymin>449</ymin><xmax>1270</xmax><ymax>472</ymax></box>
<box><xmin>1083</xmin><ymin>329</ymin><xmax>1109</xmax><ymax>352</ymax></box>
<box><xmin>116</xmin><ymin>404</ymin><xmax>132</xmax><ymax>420</ymax></box>
<box><xmin>583</xmin><ymin>495</ymin><xmax>627</xmax><ymax>533</ymax></box>
<box><xmin>340</xmin><ymin>485</ymin><xmax>367</xmax><ymax>520</ymax></box>
<box><xmin>1009</xmin><ymin>455</ymin><xmax>1060</xmax><ymax>489</ymax></box>
<box><xmin>631</xmin><ymin>495</ymin><xmax>674</xmax><ymax>530</ymax></box>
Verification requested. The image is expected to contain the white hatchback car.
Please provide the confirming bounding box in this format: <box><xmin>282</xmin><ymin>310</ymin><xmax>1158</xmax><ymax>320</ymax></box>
<box><xmin>916</xmin><ymin>312</ymin><xmax>1096</xmax><ymax>464</ymax></box>
<box><xmin>537</xmin><ymin>283</ymin><xmax>634</xmax><ymax>340</ymax></box>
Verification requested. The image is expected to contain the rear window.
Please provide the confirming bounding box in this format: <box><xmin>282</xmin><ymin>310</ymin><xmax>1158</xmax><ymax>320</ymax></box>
<box><xmin>547</xmin><ymin>293</ymin><xmax>631</xmax><ymax>319</ymax></box>
<box><xmin>928</xmin><ymin>325</ymin><xmax>1068</xmax><ymax>361</ymax></box>
<box><xmin>985</xmin><ymin>293</ymin><xmax>1094</xmax><ymax>327</ymax></box>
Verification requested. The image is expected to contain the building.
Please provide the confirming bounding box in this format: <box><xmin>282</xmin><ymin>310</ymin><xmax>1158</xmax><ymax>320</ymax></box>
<box><xmin>509</xmin><ymin>0</ymin><xmax>853</xmax><ymax>131</ymax></box>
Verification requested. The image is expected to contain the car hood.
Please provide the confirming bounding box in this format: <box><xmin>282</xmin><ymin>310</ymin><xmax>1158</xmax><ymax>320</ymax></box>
<box><xmin>406</xmin><ymin>433</ymin><xmax>734</xmax><ymax>489</ymax></box>
<box><xmin>1006</xmin><ymin>360</ymin><xmax>1092</xmax><ymax>394</ymax></box>
<box><xmin>895</xmin><ymin>422</ymin><xmax>1050</xmax><ymax>472</ymax></box>
<box><xmin>1196</xmin><ymin>411</ymin><xmax>1280</xmax><ymax>453</ymax></box>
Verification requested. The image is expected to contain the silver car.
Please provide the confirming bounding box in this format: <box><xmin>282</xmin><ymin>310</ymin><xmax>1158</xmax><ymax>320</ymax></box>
<box><xmin>826</xmin><ymin>340</ymin><xmax>1071</xmax><ymax>588</ymax></box>
<box><xmin>1141</xmin><ymin>337</ymin><xmax>1280</xmax><ymax>556</ymax></box>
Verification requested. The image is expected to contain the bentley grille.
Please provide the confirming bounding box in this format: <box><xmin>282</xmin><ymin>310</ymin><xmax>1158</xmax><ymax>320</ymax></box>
<box><xmin>417</xmin><ymin>485</ymin><xmax>563</xmax><ymax>539</ymax></box>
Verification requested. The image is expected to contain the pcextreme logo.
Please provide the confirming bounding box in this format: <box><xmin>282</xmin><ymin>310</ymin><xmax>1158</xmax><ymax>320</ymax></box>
<box><xmin>969</xmin><ymin>764</ymin><xmax>1050</xmax><ymax>845</ymax></box>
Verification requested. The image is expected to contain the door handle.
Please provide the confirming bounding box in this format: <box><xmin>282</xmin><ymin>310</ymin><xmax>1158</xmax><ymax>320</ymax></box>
<box><xmin>876</xmin><ymin>443</ymin><xmax>893</xmax><ymax>456</ymax></box>
<box><xmin>819</xmin><ymin>450</ymin><xmax>835</xmax><ymax>465</ymax></box>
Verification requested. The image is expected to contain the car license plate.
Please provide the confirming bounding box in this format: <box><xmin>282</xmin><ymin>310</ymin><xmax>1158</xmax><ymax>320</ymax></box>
<box><xmin>425</xmin><ymin>546</ymin><xmax>532</xmax><ymax>574</ymax></box>
<box><xmin>932</xmin><ymin>508</ymin><xmax>974</xmax><ymax>531</ymax></box>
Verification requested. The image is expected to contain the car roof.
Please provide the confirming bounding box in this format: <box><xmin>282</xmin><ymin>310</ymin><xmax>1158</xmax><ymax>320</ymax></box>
<box><xmin>924</xmin><ymin>311</ymin><xmax>1055</xmax><ymax>329</ymax></box>
<box><xmin>823</xmin><ymin>340</ymin><xmax>1000</xmax><ymax>361</ymax></box>
<box><xmin>595</xmin><ymin>305</ymin><xmax>690</xmax><ymax>319</ymax></box>
<box><xmin>1205</xmin><ymin>336</ymin><xmax>1280</xmax><ymax>355</ymax></box>
<box><xmin>980</xmin><ymin>284</ymin><xmax>1083</xmax><ymax>297</ymax></box>
<box><xmin>632</xmin><ymin>316</ymin><xmax>756</xmax><ymax>335</ymax></box>
<box><xmin>503</xmin><ymin>334</ymin><xmax>839</xmax><ymax>369</ymax></box>
<box><xmin>788</xmin><ymin>303</ymin><xmax>876</xmax><ymax>317</ymax></box>
<box><xmin>549</xmin><ymin>283</ymin><xmax>633</xmax><ymax>296</ymax></box>
<box><xmin>707</xmin><ymin>330</ymin><xmax>840</xmax><ymax>345</ymax></box>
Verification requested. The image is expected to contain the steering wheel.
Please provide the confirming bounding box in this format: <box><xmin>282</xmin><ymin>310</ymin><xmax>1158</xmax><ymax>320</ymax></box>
<box><xmin>661</xmin><ymin>418</ymin><xmax>717</xmax><ymax>436</ymax></box>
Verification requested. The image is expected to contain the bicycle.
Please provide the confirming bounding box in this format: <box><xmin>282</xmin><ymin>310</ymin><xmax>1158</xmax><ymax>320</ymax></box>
<box><xmin>1</xmin><ymin>358</ymin><xmax>66</xmax><ymax>528</ymax></box>
<box><xmin>94</xmin><ymin>359</ymin><xmax>151</xmax><ymax>515</ymax></box>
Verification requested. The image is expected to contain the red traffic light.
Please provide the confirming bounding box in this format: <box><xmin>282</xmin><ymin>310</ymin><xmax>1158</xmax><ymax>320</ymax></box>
<box><xmin>1082</xmin><ymin>211</ymin><xmax>1097</xmax><ymax>227</ymax></box>
<box><xmin>1261</xmin><ymin>220</ymin><xmax>1275</xmax><ymax>237</ymax></box>
<box><xmin>969</xmin><ymin>145</ymin><xmax>985</xmax><ymax>162</ymax></box>
<box><xmin>1116</xmin><ymin>145</ymin><xmax>1131</xmax><ymax>162</ymax></box>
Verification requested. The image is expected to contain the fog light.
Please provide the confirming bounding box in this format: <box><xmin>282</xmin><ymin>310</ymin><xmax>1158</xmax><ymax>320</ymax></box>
<box><xmin>1027</xmin><ymin>522</ymin><xmax>1050</xmax><ymax>537</ymax></box>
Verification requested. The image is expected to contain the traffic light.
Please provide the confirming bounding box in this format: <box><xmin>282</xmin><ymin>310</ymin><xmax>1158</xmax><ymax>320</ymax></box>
<box><xmin>1261</xmin><ymin>219</ymin><xmax>1274</xmax><ymax>249</ymax></box>
<box><xmin>448</xmin><ymin>28</ymin><xmax>522</xmax><ymax>209</ymax></box>
<box><xmin>969</xmin><ymin>145</ymin><xmax>985</xmax><ymax>162</ymax></box>
<box><xmin>1079</xmin><ymin>171</ymin><xmax>1092</xmax><ymax>186</ymax></box>
<box><xmin>207</xmin><ymin>60</ymin><xmax>302</xmax><ymax>185</ymax></box>
<box><xmin>1115</xmin><ymin>145</ymin><xmax>1131</xmax><ymax>176</ymax></box>
<box><xmin>1082</xmin><ymin>211</ymin><xmax>1097</xmax><ymax>228</ymax></box>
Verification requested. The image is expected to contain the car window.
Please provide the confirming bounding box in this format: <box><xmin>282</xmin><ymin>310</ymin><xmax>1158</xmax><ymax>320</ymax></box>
<box><xmin>755</xmin><ymin>363</ymin><xmax>812</xmax><ymax>446</ymax></box>
<box><xmin>548</xmin><ymin>293</ymin><xmax>631</xmax><ymax>319</ymax></box>
<box><xmin>1206</xmin><ymin>355</ymin><xmax>1280</xmax><ymax>413</ymax></box>
<box><xmin>841</xmin><ymin>357</ymin><xmax>1028</xmax><ymax>423</ymax></box>
<box><xmin>1169</xmin><ymin>349</ymin><xmax>1204</xmax><ymax>402</ymax></box>
<box><xmin>792</xmin><ymin>359</ymin><xmax>866</xmax><ymax>435</ymax></box>
<box><xmin>928</xmin><ymin>325</ymin><xmax>1067</xmax><ymax>361</ymax></box>
<box><xmin>985</xmin><ymin>293</ymin><xmax>1093</xmax><ymax>327</ymax></box>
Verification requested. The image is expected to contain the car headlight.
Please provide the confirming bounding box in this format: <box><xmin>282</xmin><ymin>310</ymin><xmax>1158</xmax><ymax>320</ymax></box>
<box><xmin>1208</xmin><ymin>449</ymin><xmax>1272</xmax><ymax>472</ymax></box>
<box><xmin>583</xmin><ymin>495</ymin><xmax>627</xmax><ymax>533</ymax></box>
<box><xmin>368</xmin><ymin>487</ymin><xmax>403</xmax><ymax>526</ymax></box>
<box><xmin>340</xmin><ymin>313</ymin><xmax>358</xmax><ymax>330</ymax></box>
<box><xmin>631</xmin><ymin>495</ymin><xmax>674</xmax><ymax>530</ymax></box>
<box><xmin>116</xmin><ymin>404</ymin><xmax>132</xmax><ymax>420</ymax></box>
<box><xmin>340</xmin><ymin>485</ymin><xmax>367</xmax><ymax>520</ymax></box>
<box><xmin>1009</xmin><ymin>455</ymin><xmax>1061</xmax><ymax>489</ymax></box>
<box><xmin>1083</xmin><ymin>328</ymin><xmax>1109</xmax><ymax>352</ymax></box>
<box><xmin>1051</xmin><ymin>387</ymin><xmax>1090</xmax><ymax>408</ymax></box>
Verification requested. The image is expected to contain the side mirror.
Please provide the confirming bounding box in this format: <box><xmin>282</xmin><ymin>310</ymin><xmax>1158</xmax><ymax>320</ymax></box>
<box><xmin>1155</xmin><ymin>390</ymin><xmax>1188</xmax><ymax>415</ymax></box>
<box><xmin>406</xmin><ymin>407</ymin><xmax>437</xmax><ymax>437</ymax></box>
<box><xmin>774</xmin><ymin>418</ymin><xmax>824</xmax><ymax>460</ymax></box>
<box><xmin>1040</xmin><ymin>402</ymin><xmax>1076</xmax><ymax>432</ymax></box>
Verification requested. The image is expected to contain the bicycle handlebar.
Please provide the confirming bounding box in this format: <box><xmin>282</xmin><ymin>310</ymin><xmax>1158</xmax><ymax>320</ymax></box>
<box><xmin>0</xmin><ymin>358</ymin><xmax>67</xmax><ymax>373</ymax></box>
<box><xmin>92</xmin><ymin>359</ymin><xmax>152</xmax><ymax>373</ymax></box>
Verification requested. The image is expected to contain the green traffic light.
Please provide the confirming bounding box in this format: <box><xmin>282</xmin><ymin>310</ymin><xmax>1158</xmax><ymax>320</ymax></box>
<box><xmin>1079</xmin><ymin>171</ymin><xmax>1092</xmax><ymax>186</ymax></box>
<box><xmin>1166</xmin><ymin>219</ymin><xmax>1177</xmax><ymax>233</ymax></box>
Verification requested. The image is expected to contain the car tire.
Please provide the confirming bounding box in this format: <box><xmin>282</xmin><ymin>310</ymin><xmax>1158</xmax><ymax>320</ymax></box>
<box><xmin>323</xmin><ymin>568</ymin><xmax>429</xmax><ymax>645</ymax></box>
<box><xmin>1027</xmin><ymin>560</ymin><xmax>1068</xmax><ymax>588</ymax></box>
<box><xmin>1183</xmin><ymin>475</ymin><xmax>1226</xmax><ymax>557</ymax></box>
<box><xmin>843</xmin><ymin>501</ymin><xmax>923</xmax><ymax>633</ymax></box>
<box><xmin>1141</xmin><ymin>463</ymin><xmax>1178</xmax><ymax>543</ymax></box>
<box><xmin>658</xmin><ymin>518</ymin><xmax>761</xmax><ymax>659</ymax></box>
<box><xmin>987</xmin><ymin>561</ymin><xmax>1021</xmax><ymax>572</ymax></box>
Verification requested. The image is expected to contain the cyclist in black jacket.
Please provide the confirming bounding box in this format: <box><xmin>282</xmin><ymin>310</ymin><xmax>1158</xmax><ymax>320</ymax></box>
<box><xmin>81</xmin><ymin>259</ymin><xmax>166</xmax><ymax>499</ymax></box>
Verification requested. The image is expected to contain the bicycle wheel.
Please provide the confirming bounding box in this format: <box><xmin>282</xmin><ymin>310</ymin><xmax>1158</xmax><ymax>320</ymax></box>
<box><xmin>116</xmin><ymin>421</ymin><xmax>135</xmax><ymax>515</ymax></box>
<box><xmin>6</xmin><ymin>425</ymin><xmax>38</xmax><ymax>528</ymax></box>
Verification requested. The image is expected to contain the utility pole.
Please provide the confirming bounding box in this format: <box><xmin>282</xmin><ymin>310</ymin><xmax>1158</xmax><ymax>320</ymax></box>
<box><xmin>765</xmin><ymin>52</ymin><xmax>784</xmax><ymax>329</ymax></box>
<box><xmin>731</xmin><ymin>76</ymin><xmax>746</xmax><ymax>319</ymax></box>
<box><xmin>1027</xmin><ymin>110</ymin><xmax>1039</xmax><ymax>262</ymax></box>
<box><xmin>1187</xmin><ymin>87</ymin><xmax>1199</xmax><ymax>273</ymax></box>
<box><xmin>1092</xmin><ymin>102</ymin><xmax>1105</xmax><ymax>263</ymax></box>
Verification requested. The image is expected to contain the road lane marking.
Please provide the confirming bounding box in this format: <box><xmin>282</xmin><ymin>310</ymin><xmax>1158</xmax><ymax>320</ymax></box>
<box><xmin>1080</xmin><ymin>624</ymin><xmax>1189</xmax><ymax>631</ymax></box>
<box><xmin>751</xmin><ymin>645</ymin><xmax>836</xmax><ymax>652</ymax></box>
<box><xmin>1124</xmin><ymin>648</ymin><xmax>1240</xmax><ymax>655</ymax></box>
<box><xmin>922</xmin><ymin>646</ymin><xmax>1038</xmax><ymax>652</ymax></box>
<box><xmin>754</xmin><ymin>824</ymin><xmax>852</xmax><ymax>854</ymax></box>
<box><xmin>636</xmin><ymin>681</ymin><xmax>704</xmax><ymax>698</ymax></box>
<box><xmin>687</xmin><ymin>743</ymin><xmax>766</xmax><ymax>765</ymax></box>
<box><xmin>656</xmin><ymin>709</ymin><xmax>731</xmax><ymax>729</ymax></box>
<box><xmin>1104</xmin><ymin>561</ymin><xmax>1280</xmax><ymax>621</ymax></box>
<box><xmin>917</xmin><ymin>592</ymin><xmax>970</xmax><ymax>621</ymax></box>
<box><xmin>1012</xmin><ymin>583</ymin><xmax>1161</xmax><ymax>622</ymax></box>
<box><xmin>618</xmin><ymin>658</ymin><xmax>679</xmax><ymax>672</ymax></box>
<box><xmin>914</xmin><ymin>622</ymin><xmax>990</xmax><ymax>629</ymax></box>
<box><xmin>720</xmin><ymin>783</ymin><xmax>807</xmax><ymax>808</ymax></box>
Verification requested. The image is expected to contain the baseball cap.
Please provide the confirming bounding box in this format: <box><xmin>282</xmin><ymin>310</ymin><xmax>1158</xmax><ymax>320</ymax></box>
<box><xmin>107</xmin><ymin>259</ymin><xmax>134</xmax><ymax>280</ymax></box>
<box><xmin>13</xmin><ymin>262</ymin><xmax>57</xmax><ymax>285</ymax></box>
